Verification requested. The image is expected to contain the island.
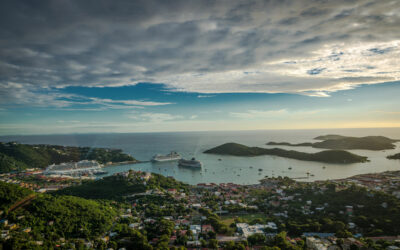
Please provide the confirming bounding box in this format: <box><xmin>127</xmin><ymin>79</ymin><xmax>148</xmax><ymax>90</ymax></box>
<box><xmin>267</xmin><ymin>135</ymin><xmax>399</xmax><ymax>151</ymax></box>
<box><xmin>387</xmin><ymin>153</ymin><xmax>400</xmax><ymax>160</ymax></box>
<box><xmin>204</xmin><ymin>142</ymin><xmax>368</xmax><ymax>164</ymax></box>
<box><xmin>0</xmin><ymin>142</ymin><xmax>137</xmax><ymax>173</ymax></box>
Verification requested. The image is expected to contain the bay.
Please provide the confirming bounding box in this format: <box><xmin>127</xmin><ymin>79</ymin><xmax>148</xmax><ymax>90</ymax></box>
<box><xmin>1</xmin><ymin>127</ymin><xmax>400</xmax><ymax>185</ymax></box>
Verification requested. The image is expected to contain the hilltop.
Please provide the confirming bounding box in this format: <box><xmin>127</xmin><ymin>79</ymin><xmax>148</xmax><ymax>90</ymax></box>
<box><xmin>267</xmin><ymin>135</ymin><xmax>399</xmax><ymax>151</ymax></box>
<box><xmin>0</xmin><ymin>142</ymin><xmax>137</xmax><ymax>173</ymax></box>
<box><xmin>204</xmin><ymin>143</ymin><xmax>368</xmax><ymax>164</ymax></box>
<box><xmin>57</xmin><ymin>170</ymin><xmax>189</xmax><ymax>201</ymax></box>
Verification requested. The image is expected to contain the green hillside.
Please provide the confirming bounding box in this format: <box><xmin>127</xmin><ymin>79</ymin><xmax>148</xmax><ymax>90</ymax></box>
<box><xmin>0</xmin><ymin>181</ymin><xmax>117</xmax><ymax>248</ymax></box>
<box><xmin>0</xmin><ymin>142</ymin><xmax>136</xmax><ymax>173</ymax></box>
<box><xmin>204</xmin><ymin>143</ymin><xmax>368</xmax><ymax>164</ymax></box>
<box><xmin>267</xmin><ymin>135</ymin><xmax>399</xmax><ymax>150</ymax></box>
<box><xmin>57</xmin><ymin>171</ymin><xmax>189</xmax><ymax>200</ymax></box>
<box><xmin>0</xmin><ymin>181</ymin><xmax>33</xmax><ymax>211</ymax></box>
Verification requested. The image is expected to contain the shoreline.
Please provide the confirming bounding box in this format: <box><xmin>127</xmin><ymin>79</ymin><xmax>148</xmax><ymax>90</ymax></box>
<box><xmin>102</xmin><ymin>160</ymin><xmax>141</xmax><ymax>167</ymax></box>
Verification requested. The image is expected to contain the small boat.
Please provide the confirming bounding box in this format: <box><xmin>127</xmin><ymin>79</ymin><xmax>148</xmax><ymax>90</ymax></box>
<box><xmin>288</xmin><ymin>167</ymin><xmax>292</xmax><ymax>170</ymax></box>
<box><xmin>258</xmin><ymin>168</ymin><xmax>263</xmax><ymax>171</ymax></box>
<box><xmin>322</xmin><ymin>166</ymin><xmax>326</xmax><ymax>169</ymax></box>
<box><xmin>249</xmin><ymin>166</ymin><xmax>253</xmax><ymax>168</ymax></box>
<box><xmin>218</xmin><ymin>158</ymin><xmax>222</xmax><ymax>161</ymax></box>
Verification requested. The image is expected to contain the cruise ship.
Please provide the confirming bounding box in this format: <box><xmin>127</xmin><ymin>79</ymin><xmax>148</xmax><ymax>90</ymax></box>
<box><xmin>178</xmin><ymin>158</ymin><xmax>202</xmax><ymax>168</ymax></box>
<box><xmin>151</xmin><ymin>151</ymin><xmax>182</xmax><ymax>162</ymax></box>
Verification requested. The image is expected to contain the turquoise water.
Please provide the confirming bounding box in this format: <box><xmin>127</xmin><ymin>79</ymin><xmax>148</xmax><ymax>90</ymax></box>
<box><xmin>2</xmin><ymin>128</ymin><xmax>400</xmax><ymax>184</ymax></box>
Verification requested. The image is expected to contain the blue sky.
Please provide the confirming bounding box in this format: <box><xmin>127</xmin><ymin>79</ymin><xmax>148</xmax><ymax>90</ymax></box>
<box><xmin>1</xmin><ymin>81</ymin><xmax>399</xmax><ymax>135</ymax></box>
<box><xmin>0</xmin><ymin>0</ymin><xmax>400</xmax><ymax>134</ymax></box>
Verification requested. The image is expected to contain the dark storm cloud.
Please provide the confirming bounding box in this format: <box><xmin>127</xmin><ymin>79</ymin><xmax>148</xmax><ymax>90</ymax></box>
<box><xmin>0</xmin><ymin>0</ymin><xmax>400</xmax><ymax>104</ymax></box>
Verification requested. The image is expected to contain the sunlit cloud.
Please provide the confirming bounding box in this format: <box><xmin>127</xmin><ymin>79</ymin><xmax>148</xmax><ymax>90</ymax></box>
<box><xmin>127</xmin><ymin>112</ymin><xmax>183</xmax><ymax>123</ymax></box>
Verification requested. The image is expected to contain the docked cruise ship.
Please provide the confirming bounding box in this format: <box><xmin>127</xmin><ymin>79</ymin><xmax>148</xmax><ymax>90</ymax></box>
<box><xmin>178</xmin><ymin>158</ymin><xmax>202</xmax><ymax>168</ymax></box>
<box><xmin>44</xmin><ymin>160</ymin><xmax>107</xmax><ymax>176</ymax></box>
<box><xmin>151</xmin><ymin>152</ymin><xmax>182</xmax><ymax>162</ymax></box>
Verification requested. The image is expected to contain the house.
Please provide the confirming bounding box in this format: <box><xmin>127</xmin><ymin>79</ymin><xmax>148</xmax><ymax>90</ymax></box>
<box><xmin>236</xmin><ymin>223</ymin><xmax>267</xmax><ymax>237</ymax></box>
<box><xmin>190</xmin><ymin>225</ymin><xmax>201</xmax><ymax>237</ymax></box>
<box><xmin>202</xmin><ymin>224</ymin><xmax>214</xmax><ymax>233</ymax></box>
<box><xmin>306</xmin><ymin>237</ymin><xmax>331</xmax><ymax>250</ymax></box>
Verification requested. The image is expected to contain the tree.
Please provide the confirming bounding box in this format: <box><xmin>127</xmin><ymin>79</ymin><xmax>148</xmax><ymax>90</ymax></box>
<box><xmin>248</xmin><ymin>233</ymin><xmax>266</xmax><ymax>246</ymax></box>
<box><xmin>129</xmin><ymin>230</ymin><xmax>152</xmax><ymax>250</ymax></box>
<box><xmin>209</xmin><ymin>239</ymin><xmax>218</xmax><ymax>249</ymax></box>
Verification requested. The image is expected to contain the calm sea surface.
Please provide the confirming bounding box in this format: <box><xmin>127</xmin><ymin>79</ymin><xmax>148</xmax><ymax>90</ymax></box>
<box><xmin>1</xmin><ymin>128</ymin><xmax>400</xmax><ymax>185</ymax></box>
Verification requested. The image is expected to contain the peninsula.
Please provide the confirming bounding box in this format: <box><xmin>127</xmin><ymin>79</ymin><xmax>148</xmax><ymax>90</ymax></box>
<box><xmin>0</xmin><ymin>142</ymin><xmax>137</xmax><ymax>173</ymax></box>
<box><xmin>267</xmin><ymin>135</ymin><xmax>399</xmax><ymax>151</ymax></box>
<box><xmin>204</xmin><ymin>143</ymin><xmax>368</xmax><ymax>164</ymax></box>
<box><xmin>387</xmin><ymin>153</ymin><xmax>400</xmax><ymax>160</ymax></box>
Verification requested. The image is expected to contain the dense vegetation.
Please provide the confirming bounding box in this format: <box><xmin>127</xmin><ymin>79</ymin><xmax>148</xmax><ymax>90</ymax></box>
<box><xmin>0</xmin><ymin>142</ymin><xmax>136</xmax><ymax>173</ymax></box>
<box><xmin>0</xmin><ymin>181</ymin><xmax>33</xmax><ymax>211</ymax></box>
<box><xmin>0</xmin><ymin>182</ymin><xmax>118</xmax><ymax>249</ymax></box>
<box><xmin>57</xmin><ymin>171</ymin><xmax>189</xmax><ymax>200</ymax></box>
<box><xmin>387</xmin><ymin>153</ymin><xmax>400</xmax><ymax>159</ymax></box>
<box><xmin>268</xmin><ymin>135</ymin><xmax>399</xmax><ymax>150</ymax></box>
<box><xmin>204</xmin><ymin>143</ymin><xmax>368</xmax><ymax>163</ymax></box>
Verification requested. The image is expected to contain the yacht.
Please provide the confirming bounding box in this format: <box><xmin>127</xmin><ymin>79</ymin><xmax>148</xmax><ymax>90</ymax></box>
<box><xmin>178</xmin><ymin>158</ymin><xmax>202</xmax><ymax>168</ymax></box>
<box><xmin>151</xmin><ymin>152</ymin><xmax>181</xmax><ymax>162</ymax></box>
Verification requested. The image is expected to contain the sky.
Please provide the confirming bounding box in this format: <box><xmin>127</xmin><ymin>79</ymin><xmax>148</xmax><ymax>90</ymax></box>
<box><xmin>0</xmin><ymin>0</ymin><xmax>400</xmax><ymax>135</ymax></box>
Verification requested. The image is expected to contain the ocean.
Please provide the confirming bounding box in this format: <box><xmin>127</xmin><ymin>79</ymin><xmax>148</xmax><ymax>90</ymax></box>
<box><xmin>1</xmin><ymin>127</ymin><xmax>400</xmax><ymax>185</ymax></box>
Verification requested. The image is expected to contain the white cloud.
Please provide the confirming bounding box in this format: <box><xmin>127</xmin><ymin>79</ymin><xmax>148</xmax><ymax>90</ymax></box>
<box><xmin>127</xmin><ymin>112</ymin><xmax>183</xmax><ymax>123</ymax></box>
<box><xmin>1</xmin><ymin>0</ymin><xmax>400</xmax><ymax>105</ymax></box>
<box><xmin>230</xmin><ymin>109</ymin><xmax>288</xmax><ymax>119</ymax></box>
<box><xmin>89</xmin><ymin>97</ymin><xmax>173</xmax><ymax>107</ymax></box>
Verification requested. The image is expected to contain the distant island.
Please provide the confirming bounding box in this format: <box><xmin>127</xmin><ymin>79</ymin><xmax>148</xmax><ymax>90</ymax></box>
<box><xmin>387</xmin><ymin>153</ymin><xmax>400</xmax><ymax>160</ymax></box>
<box><xmin>0</xmin><ymin>142</ymin><xmax>137</xmax><ymax>173</ymax></box>
<box><xmin>267</xmin><ymin>134</ymin><xmax>399</xmax><ymax>151</ymax></box>
<box><xmin>204</xmin><ymin>143</ymin><xmax>368</xmax><ymax>164</ymax></box>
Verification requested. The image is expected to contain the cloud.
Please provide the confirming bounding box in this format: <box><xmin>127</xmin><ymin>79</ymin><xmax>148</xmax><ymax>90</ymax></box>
<box><xmin>127</xmin><ymin>112</ymin><xmax>183</xmax><ymax>123</ymax></box>
<box><xmin>0</xmin><ymin>85</ymin><xmax>172</xmax><ymax>110</ymax></box>
<box><xmin>0</xmin><ymin>0</ymin><xmax>400</xmax><ymax>105</ymax></box>
<box><xmin>230</xmin><ymin>109</ymin><xmax>323</xmax><ymax>119</ymax></box>
<box><xmin>307</xmin><ymin>68</ymin><xmax>326</xmax><ymax>75</ymax></box>
<box><xmin>230</xmin><ymin>109</ymin><xmax>287</xmax><ymax>119</ymax></box>
<box><xmin>89</xmin><ymin>97</ymin><xmax>172</xmax><ymax>107</ymax></box>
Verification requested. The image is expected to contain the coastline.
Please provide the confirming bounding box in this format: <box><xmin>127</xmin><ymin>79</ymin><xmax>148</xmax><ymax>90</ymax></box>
<box><xmin>103</xmin><ymin>160</ymin><xmax>141</xmax><ymax>167</ymax></box>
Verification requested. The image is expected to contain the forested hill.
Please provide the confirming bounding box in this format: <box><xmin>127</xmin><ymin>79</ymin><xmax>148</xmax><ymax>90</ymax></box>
<box><xmin>204</xmin><ymin>143</ymin><xmax>368</xmax><ymax>164</ymax></box>
<box><xmin>0</xmin><ymin>181</ymin><xmax>117</xmax><ymax>249</ymax></box>
<box><xmin>268</xmin><ymin>135</ymin><xmax>399</xmax><ymax>151</ymax></box>
<box><xmin>0</xmin><ymin>142</ymin><xmax>136</xmax><ymax>173</ymax></box>
<box><xmin>0</xmin><ymin>181</ymin><xmax>33</xmax><ymax>211</ymax></box>
<box><xmin>57</xmin><ymin>171</ymin><xmax>189</xmax><ymax>201</ymax></box>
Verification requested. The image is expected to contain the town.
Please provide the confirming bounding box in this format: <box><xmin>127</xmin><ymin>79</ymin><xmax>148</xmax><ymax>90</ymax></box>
<box><xmin>1</xmin><ymin>165</ymin><xmax>400</xmax><ymax>249</ymax></box>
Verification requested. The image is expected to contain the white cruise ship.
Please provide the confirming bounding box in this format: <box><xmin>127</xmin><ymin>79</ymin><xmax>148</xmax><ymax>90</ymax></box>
<box><xmin>151</xmin><ymin>152</ymin><xmax>182</xmax><ymax>162</ymax></box>
<box><xmin>178</xmin><ymin>158</ymin><xmax>202</xmax><ymax>168</ymax></box>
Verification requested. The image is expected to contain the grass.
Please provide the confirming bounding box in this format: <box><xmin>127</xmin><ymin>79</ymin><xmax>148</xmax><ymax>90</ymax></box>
<box><xmin>220</xmin><ymin>213</ymin><xmax>266</xmax><ymax>226</ymax></box>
